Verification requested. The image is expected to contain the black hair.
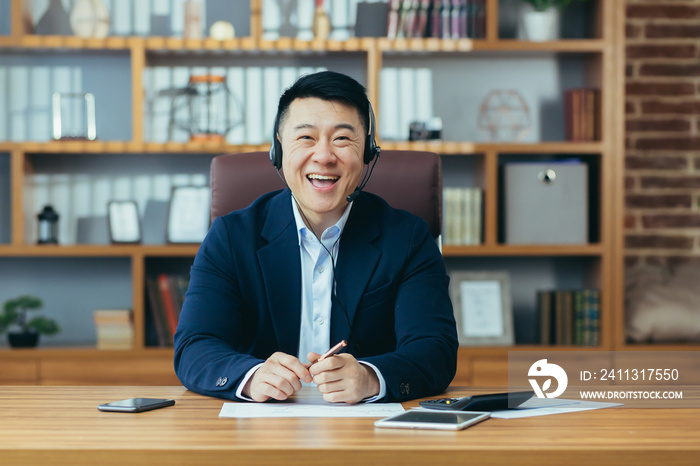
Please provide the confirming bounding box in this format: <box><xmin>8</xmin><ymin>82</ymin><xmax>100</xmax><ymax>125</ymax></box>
<box><xmin>275</xmin><ymin>71</ymin><xmax>370</xmax><ymax>137</ymax></box>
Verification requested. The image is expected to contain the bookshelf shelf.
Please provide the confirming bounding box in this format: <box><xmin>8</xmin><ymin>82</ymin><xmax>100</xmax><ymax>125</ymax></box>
<box><xmin>443</xmin><ymin>244</ymin><xmax>605</xmax><ymax>257</ymax></box>
<box><xmin>0</xmin><ymin>245</ymin><xmax>199</xmax><ymax>258</ymax></box>
<box><xmin>0</xmin><ymin>0</ymin><xmax>628</xmax><ymax>386</ymax></box>
<box><xmin>378</xmin><ymin>38</ymin><xmax>606</xmax><ymax>53</ymax></box>
<box><xmin>381</xmin><ymin>141</ymin><xmax>604</xmax><ymax>154</ymax></box>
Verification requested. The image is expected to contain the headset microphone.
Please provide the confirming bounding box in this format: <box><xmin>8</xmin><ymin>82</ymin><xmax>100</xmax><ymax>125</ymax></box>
<box><xmin>346</xmin><ymin>147</ymin><xmax>380</xmax><ymax>203</ymax></box>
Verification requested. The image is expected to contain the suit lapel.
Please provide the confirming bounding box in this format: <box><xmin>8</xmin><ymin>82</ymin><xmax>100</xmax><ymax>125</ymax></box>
<box><xmin>257</xmin><ymin>189</ymin><xmax>302</xmax><ymax>355</ymax></box>
<box><xmin>331</xmin><ymin>194</ymin><xmax>382</xmax><ymax>343</ymax></box>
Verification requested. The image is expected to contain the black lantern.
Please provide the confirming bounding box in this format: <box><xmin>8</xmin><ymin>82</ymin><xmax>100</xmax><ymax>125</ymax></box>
<box><xmin>37</xmin><ymin>205</ymin><xmax>59</xmax><ymax>244</ymax></box>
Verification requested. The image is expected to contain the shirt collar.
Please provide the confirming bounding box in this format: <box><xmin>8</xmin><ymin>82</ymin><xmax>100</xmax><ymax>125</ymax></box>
<box><xmin>291</xmin><ymin>195</ymin><xmax>353</xmax><ymax>246</ymax></box>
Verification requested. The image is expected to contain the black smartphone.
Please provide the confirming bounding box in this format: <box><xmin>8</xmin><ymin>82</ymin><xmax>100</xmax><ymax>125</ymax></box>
<box><xmin>97</xmin><ymin>398</ymin><xmax>175</xmax><ymax>413</ymax></box>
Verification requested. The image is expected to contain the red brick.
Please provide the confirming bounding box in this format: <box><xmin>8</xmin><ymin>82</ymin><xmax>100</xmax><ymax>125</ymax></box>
<box><xmin>625</xmin><ymin>235</ymin><xmax>694</xmax><ymax>249</ymax></box>
<box><xmin>626</xmin><ymin>64</ymin><xmax>634</xmax><ymax>78</ymax></box>
<box><xmin>626</xmin><ymin>194</ymin><xmax>692</xmax><ymax>209</ymax></box>
<box><xmin>627</xmin><ymin>5</ymin><xmax>700</xmax><ymax>19</ymax></box>
<box><xmin>625</xmin><ymin>175</ymin><xmax>636</xmax><ymax>189</ymax></box>
<box><xmin>642</xmin><ymin>214</ymin><xmax>700</xmax><ymax>228</ymax></box>
<box><xmin>639</xmin><ymin>64</ymin><xmax>700</xmax><ymax>78</ymax></box>
<box><xmin>635</xmin><ymin>137</ymin><xmax>700</xmax><ymax>151</ymax></box>
<box><xmin>626</xmin><ymin>119</ymin><xmax>691</xmax><ymax>132</ymax></box>
<box><xmin>625</xmin><ymin>101</ymin><xmax>637</xmax><ymax>114</ymax></box>
<box><xmin>641</xmin><ymin>100</ymin><xmax>700</xmax><ymax>115</ymax></box>
<box><xmin>625</xmin><ymin>82</ymin><xmax>695</xmax><ymax>97</ymax></box>
<box><xmin>626</xmin><ymin>44</ymin><xmax>696</xmax><ymax>59</ymax></box>
<box><xmin>646</xmin><ymin>24</ymin><xmax>700</xmax><ymax>39</ymax></box>
<box><xmin>626</xmin><ymin>23</ymin><xmax>641</xmax><ymax>38</ymax></box>
<box><xmin>626</xmin><ymin>154</ymin><xmax>688</xmax><ymax>170</ymax></box>
<box><xmin>625</xmin><ymin>214</ymin><xmax>637</xmax><ymax>229</ymax></box>
<box><xmin>641</xmin><ymin>176</ymin><xmax>700</xmax><ymax>189</ymax></box>
<box><xmin>625</xmin><ymin>256</ymin><xmax>641</xmax><ymax>268</ymax></box>
<box><xmin>695</xmin><ymin>157</ymin><xmax>700</xmax><ymax>169</ymax></box>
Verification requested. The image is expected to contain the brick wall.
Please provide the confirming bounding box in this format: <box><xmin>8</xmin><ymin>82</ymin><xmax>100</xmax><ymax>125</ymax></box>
<box><xmin>625</xmin><ymin>0</ymin><xmax>700</xmax><ymax>268</ymax></box>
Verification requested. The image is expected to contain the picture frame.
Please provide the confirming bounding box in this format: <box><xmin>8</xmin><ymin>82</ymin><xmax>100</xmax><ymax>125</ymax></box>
<box><xmin>107</xmin><ymin>201</ymin><xmax>141</xmax><ymax>244</ymax></box>
<box><xmin>166</xmin><ymin>186</ymin><xmax>210</xmax><ymax>244</ymax></box>
<box><xmin>449</xmin><ymin>271</ymin><xmax>514</xmax><ymax>346</ymax></box>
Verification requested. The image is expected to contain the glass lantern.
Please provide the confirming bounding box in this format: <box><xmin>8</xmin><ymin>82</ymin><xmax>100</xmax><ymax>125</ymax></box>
<box><xmin>37</xmin><ymin>205</ymin><xmax>59</xmax><ymax>244</ymax></box>
<box><xmin>184</xmin><ymin>75</ymin><xmax>236</xmax><ymax>142</ymax></box>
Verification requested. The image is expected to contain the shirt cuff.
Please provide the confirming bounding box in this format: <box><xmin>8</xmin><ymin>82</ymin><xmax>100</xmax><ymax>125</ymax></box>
<box><xmin>235</xmin><ymin>363</ymin><xmax>264</xmax><ymax>401</ymax></box>
<box><xmin>358</xmin><ymin>361</ymin><xmax>386</xmax><ymax>402</ymax></box>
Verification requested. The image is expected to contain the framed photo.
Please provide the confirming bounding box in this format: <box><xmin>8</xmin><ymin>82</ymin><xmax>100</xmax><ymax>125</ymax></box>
<box><xmin>167</xmin><ymin>186</ymin><xmax>211</xmax><ymax>244</ymax></box>
<box><xmin>450</xmin><ymin>271</ymin><xmax>514</xmax><ymax>346</ymax></box>
<box><xmin>107</xmin><ymin>201</ymin><xmax>141</xmax><ymax>244</ymax></box>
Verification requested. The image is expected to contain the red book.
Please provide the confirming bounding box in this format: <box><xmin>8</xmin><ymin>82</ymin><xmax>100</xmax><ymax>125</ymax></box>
<box><xmin>158</xmin><ymin>273</ymin><xmax>178</xmax><ymax>342</ymax></box>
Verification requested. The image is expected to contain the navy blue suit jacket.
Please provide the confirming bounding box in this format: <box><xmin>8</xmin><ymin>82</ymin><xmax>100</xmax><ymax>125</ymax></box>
<box><xmin>174</xmin><ymin>189</ymin><xmax>458</xmax><ymax>402</ymax></box>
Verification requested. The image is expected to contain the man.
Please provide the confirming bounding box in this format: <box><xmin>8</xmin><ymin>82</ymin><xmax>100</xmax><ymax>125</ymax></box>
<box><xmin>174</xmin><ymin>71</ymin><xmax>458</xmax><ymax>403</ymax></box>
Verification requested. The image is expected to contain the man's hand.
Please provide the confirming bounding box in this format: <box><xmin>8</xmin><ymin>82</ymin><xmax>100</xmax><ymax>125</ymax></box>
<box><xmin>307</xmin><ymin>352</ymin><xmax>380</xmax><ymax>404</ymax></box>
<box><xmin>242</xmin><ymin>352</ymin><xmax>312</xmax><ymax>402</ymax></box>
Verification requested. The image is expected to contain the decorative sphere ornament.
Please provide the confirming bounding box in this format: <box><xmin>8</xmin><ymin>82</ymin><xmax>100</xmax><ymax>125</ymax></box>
<box><xmin>477</xmin><ymin>89</ymin><xmax>531</xmax><ymax>142</ymax></box>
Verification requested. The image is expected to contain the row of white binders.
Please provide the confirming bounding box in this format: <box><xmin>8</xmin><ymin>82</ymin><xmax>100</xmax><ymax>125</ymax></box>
<box><xmin>443</xmin><ymin>187</ymin><xmax>482</xmax><ymax>245</ymax></box>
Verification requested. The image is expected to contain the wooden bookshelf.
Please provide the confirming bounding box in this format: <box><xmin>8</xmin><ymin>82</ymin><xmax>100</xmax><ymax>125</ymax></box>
<box><xmin>0</xmin><ymin>0</ymin><xmax>632</xmax><ymax>386</ymax></box>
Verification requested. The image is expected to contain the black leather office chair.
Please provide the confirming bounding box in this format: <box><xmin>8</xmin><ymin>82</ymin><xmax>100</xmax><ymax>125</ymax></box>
<box><xmin>210</xmin><ymin>150</ymin><xmax>442</xmax><ymax>239</ymax></box>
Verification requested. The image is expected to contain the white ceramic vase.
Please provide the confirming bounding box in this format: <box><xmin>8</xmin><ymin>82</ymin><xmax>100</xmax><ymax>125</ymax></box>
<box><xmin>520</xmin><ymin>4</ymin><xmax>560</xmax><ymax>42</ymax></box>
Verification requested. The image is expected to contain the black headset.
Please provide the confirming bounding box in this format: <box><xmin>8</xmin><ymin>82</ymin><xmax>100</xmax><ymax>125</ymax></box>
<box><xmin>269</xmin><ymin>101</ymin><xmax>380</xmax><ymax>170</ymax></box>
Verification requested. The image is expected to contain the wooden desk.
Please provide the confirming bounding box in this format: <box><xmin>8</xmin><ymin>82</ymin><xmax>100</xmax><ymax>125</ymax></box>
<box><xmin>1</xmin><ymin>386</ymin><xmax>698</xmax><ymax>466</ymax></box>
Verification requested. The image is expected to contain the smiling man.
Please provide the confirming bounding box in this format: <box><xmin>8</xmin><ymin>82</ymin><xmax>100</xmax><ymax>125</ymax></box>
<box><xmin>174</xmin><ymin>71</ymin><xmax>458</xmax><ymax>404</ymax></box>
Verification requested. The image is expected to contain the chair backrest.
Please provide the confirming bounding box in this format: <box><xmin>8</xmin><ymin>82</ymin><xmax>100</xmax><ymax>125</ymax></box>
<box><xmin>210</xmin><ymin>150</ymin><xmax>442</xmax><ymax>238</ymax></box>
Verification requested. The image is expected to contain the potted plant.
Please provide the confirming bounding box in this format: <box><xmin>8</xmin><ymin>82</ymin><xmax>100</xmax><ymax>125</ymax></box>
<box><xmin>0</xmin><ymin>295</ymin><xmax>60</xmax><ymax>348</ymax></box>
<box><xmin>520</xmin><ymin>0</ymin><xmax>584</xmax><ymax>42</ymax></box>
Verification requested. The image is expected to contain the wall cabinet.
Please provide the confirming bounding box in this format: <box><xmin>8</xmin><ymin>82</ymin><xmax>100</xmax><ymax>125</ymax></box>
<box><xmin>0</xmin><ymin>0</ymin><xmax>628</xmax><ymax>386</ymax></box>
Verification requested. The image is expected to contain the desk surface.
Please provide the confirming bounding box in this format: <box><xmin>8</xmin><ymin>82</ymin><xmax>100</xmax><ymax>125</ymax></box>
<box><xmin>1</xmin><ymin>386</ymin><xmax>699</xmax><ymax>466</ymax></box>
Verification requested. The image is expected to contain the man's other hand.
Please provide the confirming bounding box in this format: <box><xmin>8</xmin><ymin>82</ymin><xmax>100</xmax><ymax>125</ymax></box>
<box><xmin>307</xmin><ymin>352</ymin><xmax>380</xmax><ymax>404</ymax></box>
<box><xmin>242</xmin><ymin>352</ymin><xmax>312</xmax><ymax>402</ymax></box>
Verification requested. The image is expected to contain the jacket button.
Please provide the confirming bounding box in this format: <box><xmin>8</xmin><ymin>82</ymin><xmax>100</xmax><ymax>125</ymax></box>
<box><xmin>216</xmin><ymin>376</ymin><xmax>228</xmax><ymax>387</ymax></box>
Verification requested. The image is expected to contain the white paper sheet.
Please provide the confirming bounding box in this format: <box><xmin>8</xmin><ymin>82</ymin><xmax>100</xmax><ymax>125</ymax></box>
<box><xmin>218</xmin><ymin>388</ymin><xmax>405</xmax><ymax>418</ymax></box>
<box><xmin>490</xmin><ymin>397</ymin><xmax>622</xmax><ymax>419</ymax></box>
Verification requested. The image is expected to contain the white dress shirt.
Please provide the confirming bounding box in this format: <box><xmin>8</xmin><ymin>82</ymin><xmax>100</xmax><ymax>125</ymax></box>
<box><xmin>236</xmin><ymin>196</ymin><xmax>386</xmax><ymax>401</ymax></box>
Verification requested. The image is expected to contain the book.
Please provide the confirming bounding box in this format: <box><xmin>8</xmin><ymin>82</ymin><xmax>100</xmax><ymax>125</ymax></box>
<box><xmin>387</xmin><ymin>0</ymin><xmax>402</xmax><ymax>39</ymax></box>
<box><xmin>158</xmin><ymin>273</ymin><xmax>179</xmax><ymax>341</ymax></box>
<box><xmin>93</xmin><ymin>309</ymin><xmax>134</xmax><ymax>350</ymax></box>
<box><xmin>537</xmin><ymin>288</ymin><xmax>600</xmax><ymax>346</ymax></box>
<box><xmin>93</xmin><ymin>309</ymin><xmax>132</xmax><ymax>325</ymax></box>
<box><xmin>537</xmin><ymin>290</ymin><xmax>553</xmax><ymax>345</ymax></box>
<box><xmin>146</xmin><ymin>276</ymin><xmax>171</xmax><ymax>347</ymax></box>
<box><xmin>470</xmin><ymin>188</ymin><xmax>482</xmax><ymax>245</ymax></box>
<box><xmin>564</xmin><ymin>88</ymin><xmax>600</xmax><ymax>141</ymax></box>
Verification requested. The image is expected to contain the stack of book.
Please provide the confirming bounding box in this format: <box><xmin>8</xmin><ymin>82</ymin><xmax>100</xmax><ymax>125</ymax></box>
<box><xmin>93</xmin><ymin>309</ymin><xmax>134</xmax><ymax>350</ymax></box>
<box><xmin>443</xmin><ymin>187</ymin><xmax>482</xmax><ymax>245</ymax></box>
<box><xmin>387</xmin><ymin>0</ymin><xmax>486</xmax><ymax>40</ymax></box>
<box><xmin>146</xmin><ymin>273</ymin><xmax>189</xmax><ymax>347</ymax></box>
<box><xmin>564</xmin><ymin>88</ymin><xmax>600</xmax><ymax>141</ymax></box>
<box><xmin>537</xmin><ymin>289</ymin><xmax>600</xmax><ymax>346</ymax></box>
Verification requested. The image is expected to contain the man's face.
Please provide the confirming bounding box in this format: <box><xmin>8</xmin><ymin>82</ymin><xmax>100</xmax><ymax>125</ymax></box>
<box><xmin>279</xmin><ymin>97</ymin><xmax>365</xmax><ymax>230</ymax></box>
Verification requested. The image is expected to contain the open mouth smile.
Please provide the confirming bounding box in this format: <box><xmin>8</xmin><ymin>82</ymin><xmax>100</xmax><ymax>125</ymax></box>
<box><xmin>307</xmin><ymin>173</ymin><xmax>339</xmax><ymax>188</ymax></box>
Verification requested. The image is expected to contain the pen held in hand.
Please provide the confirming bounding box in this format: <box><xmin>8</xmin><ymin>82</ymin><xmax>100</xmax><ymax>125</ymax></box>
<box><xmin>307</xmin><ymin>340</ymin><xmax>347</xmax><ymax>368</ymax></box>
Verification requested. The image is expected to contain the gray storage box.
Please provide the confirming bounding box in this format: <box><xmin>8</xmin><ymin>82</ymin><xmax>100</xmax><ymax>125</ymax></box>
<box><xmin>504</xmin><ymin>162</ymin><xmax>588</xmax><ymax>244</ymax></box>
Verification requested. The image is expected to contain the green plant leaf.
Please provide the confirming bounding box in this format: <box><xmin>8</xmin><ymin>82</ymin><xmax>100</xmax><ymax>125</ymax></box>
<box><xmin>27</xmin><ymin>316</ymin><xmax>61</xmax><ymax>336</ymax></box>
